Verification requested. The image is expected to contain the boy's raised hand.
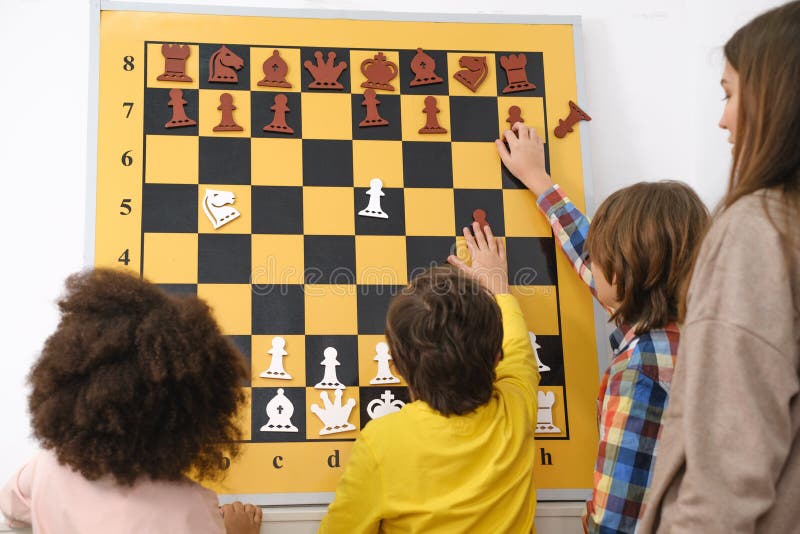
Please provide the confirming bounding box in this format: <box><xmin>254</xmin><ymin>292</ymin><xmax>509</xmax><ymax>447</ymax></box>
<box><xmin>496</xmin><ymin>123</ymin><xmax>553</xmax><ymax>197</ymax></box>
<box><xmin>447</xmin><ymin>222</ymin><xmax>509</xmax><ymax>295</ymax></box>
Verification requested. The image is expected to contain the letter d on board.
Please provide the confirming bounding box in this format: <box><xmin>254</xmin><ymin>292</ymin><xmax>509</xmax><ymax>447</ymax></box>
<box><xmin>328</xmin><ymin>449</ymin><xmax>341</xmax><ymax>468</ymax></box>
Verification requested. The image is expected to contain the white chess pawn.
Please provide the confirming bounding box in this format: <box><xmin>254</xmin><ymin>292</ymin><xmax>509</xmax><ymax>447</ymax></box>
<box><xmin>260</xmin><ymin>388</ymin><xmax>298</xmax><ymax>432</ymax></box>
<box><xmin>260</xmin><ymin>336</ymin><xmax>292</xmax><ymax>379</ymax></box>
<box><xmin>529</xmin><ymin>332</ymin><xmax>550</xmax><ymax>373</ymax></box>
<box><xmin>370</xmin><ymin>342</ymin><xmax>400</xmax><ymax>384</ymax></box>
<box><xmin>202</xmin><ymin>188</ymin><xmax>240</xmax><ymax>229</ymax></box>
<box><xmin>367</xmin><ymin>390</ymin><xmax>405</xmax><ymax>420</ymax></box>
<box><xmin>535</xmin><ymin>390</ymin><xmax>561</xmax><ymax>434</ymax></box>
<box><xmin>358</xmin><ymin>178</ymin><xmax>389</xmax><ymax>219</ymax></box>
<box><xmin>315</xmin><ymin>347</ymin><xmax>345</xmax><ymax>389</ymax></box>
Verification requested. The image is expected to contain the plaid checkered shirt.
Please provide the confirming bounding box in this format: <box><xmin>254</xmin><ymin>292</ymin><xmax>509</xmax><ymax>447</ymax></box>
<box><xmin>538</xmin><ymin>185</ymin><xmax>679</xmax><ymax>534</ymax></box>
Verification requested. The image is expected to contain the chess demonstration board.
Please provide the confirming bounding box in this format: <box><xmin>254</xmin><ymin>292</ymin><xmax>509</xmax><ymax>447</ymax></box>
<box><xmin>90</xmin><ymin>2</ymin><xmax>601</xmax><ymax>504</ymax></box>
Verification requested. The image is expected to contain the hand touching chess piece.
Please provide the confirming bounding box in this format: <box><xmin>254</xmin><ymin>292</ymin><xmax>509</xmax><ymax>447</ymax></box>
<box><xmin>495</xmin><ymin>123</ymin><xmax>553</xmax><ymax>198</ymax></box>
<box><xmin>447</xmin><ymin>220</ymin><xmax>508</xmax><ymax>295</ymax></box>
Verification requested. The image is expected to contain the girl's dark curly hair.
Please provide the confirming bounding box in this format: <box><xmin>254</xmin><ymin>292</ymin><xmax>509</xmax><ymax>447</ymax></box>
<box><xmin>28</xmin><ymin>268</ymin><xmax>247</xmax><ymax>486</ymax></box>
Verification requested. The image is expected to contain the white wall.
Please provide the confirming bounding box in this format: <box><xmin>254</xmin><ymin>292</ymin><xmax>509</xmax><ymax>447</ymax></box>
<box><xmin>0</xmin><ymin>0</ymin><xmax>783</xmax><ymax>486</ymax></box>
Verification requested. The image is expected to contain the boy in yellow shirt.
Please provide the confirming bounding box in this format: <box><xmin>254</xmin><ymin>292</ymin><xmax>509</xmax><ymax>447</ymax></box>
<box><xmin>319</xmin><ymin>222</ymin><xmax>540</xmax><ymax>533</ymax></box>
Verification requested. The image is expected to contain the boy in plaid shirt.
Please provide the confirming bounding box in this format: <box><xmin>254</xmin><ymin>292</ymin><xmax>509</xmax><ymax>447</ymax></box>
<box><xmin>497</xmin><ymin>124</ymin><xmax>708</xmax><ymax>533</ymax></box>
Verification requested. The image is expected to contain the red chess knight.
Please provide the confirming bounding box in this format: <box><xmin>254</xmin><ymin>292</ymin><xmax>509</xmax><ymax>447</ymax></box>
<box><xmin>304</xmin><ymin>51</ymin><xmax>348</xmax><ymax>90</ymax></box>
<box><xmin>499</xmin><ymin>53</ymin><xmax>536</xmax><ymax>94</ymax></box>
<box><xmin>157</xmin><ymin>44</ymin><xmax>192</xmax><ymax>82</ymax></box>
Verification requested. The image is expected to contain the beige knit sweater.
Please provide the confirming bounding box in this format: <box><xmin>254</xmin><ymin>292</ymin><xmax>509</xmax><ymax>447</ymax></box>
<box><xmin>639</xmin><ymin>190</ymin><xmax>800</xmax><ymax>533</ymax></box>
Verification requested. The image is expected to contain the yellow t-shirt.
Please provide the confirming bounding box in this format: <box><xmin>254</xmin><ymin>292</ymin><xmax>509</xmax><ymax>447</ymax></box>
<box><xmin>319</xmin><ymin>294</ymin><xmax>540</xmax><ymax>533</ymax></box>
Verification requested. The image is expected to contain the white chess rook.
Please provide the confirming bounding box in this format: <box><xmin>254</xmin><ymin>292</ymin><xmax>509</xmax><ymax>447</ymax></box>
<box><xmin>260</xmin><ymin>336</ymin><xmax>291</xmax><ymax>379</ymax></box>
<box><xmin>370</xmin><ymin>341</ymin><xmax>400</xmax><ymax>384</ymax></box>
<box><xmin>260</xmin><ymin>388</ymin><xmax>298</xmax><ymax>432</ymax></box>
<box><xmin>311</xmin><ymin>389</ymin><xmax>357</xmax><ymax>435</ymax></box>
<box><xmin>358</xmin><ymin>178</ymin><xmax>389</xmax><ymax>219</ymax></box>
<box><xmin>315</xmin><ymin>347</ymin><xmax>345</xmax><ymax>389</ymax></box>
<box><xmin>536</xmin><ymin>391</ymin><xmax>561</xmax><ymax>433</ymax></box>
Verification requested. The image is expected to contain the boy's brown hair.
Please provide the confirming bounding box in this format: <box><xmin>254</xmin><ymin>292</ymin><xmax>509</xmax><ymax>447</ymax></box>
<box><xmin>28</xmin><ymin>268</ymin><xmax>248</xmax><ymax>486</ymax></box>
<box><xmin>385</xmin><ymin>265</ymin><xmax>503</xmax><ymax>416</ymax></box>
<box><xmin>585</xmin><ymin>181</ymin><xmax>709</xmax><ymax>333</ymax></box>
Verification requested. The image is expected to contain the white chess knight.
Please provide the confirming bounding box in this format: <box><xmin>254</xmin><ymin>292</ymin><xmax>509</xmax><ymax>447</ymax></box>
<box><xmin>202</xmin><ymin>189</ymin><xmax>240</xmax><ymax>229</ymax></box>
<box><xmin>311</xmin><ymin>388</ymin><xmax>357</xmax><ymax>435</ymax></box>
<box><xmin>529</xmin><ymin>332</ymin><xmax>551</xmax><ymax>373</ymax></box>
<box><xmin>358</xmin><ymin>178</ymin><xmax>389</xmax><ymax>219</ymax></box>
<box><xmin>315</xmin><ymin>347</ymin><xmax>345</xmax><ymax>389</ymax></box>
<box><xmin>259</xmin><ymin>336</ymin><xmax>291</xmax><ymax>380</ymax></box>
<box><xmin>367</xmin><ymin>390</ymin><xmax>405</xmax><ymax>420</ymax></box>
<box><xmin>260</xmin><ymin>388</ymin><xmax>298</xmax><ymax>432</ymax></box>
<box><xmin>370</xmin><ymin>342</ymin><xmax>400</xmax><ymax>384</ymax></box>
<box><xmin>536</xmin><ymin>390</ymin><xmax>561</xmax><ymax>434</ymax></box>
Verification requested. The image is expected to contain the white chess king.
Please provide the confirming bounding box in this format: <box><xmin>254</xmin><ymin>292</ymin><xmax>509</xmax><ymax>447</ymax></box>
<box><xmin>310</xmin><ymin>388</ymin><xmax>357</xmax><ymax>435</ymax></box>
<box><xmin>366</xmin><ymin>390</ymin><xmax>405</xmax><ymax>420</ymax></box>
<box><xmin>202</xmin><ymin>189</ymin><xmax>240</xmax><ymax>229</ymax></box>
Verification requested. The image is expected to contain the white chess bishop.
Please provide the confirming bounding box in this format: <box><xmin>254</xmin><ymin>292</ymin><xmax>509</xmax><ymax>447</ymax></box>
<box><xmin>358</xmin><ymin>178</ymin><xmax>389</xmax><ymax>219</ymax></box>
<box><xmin>366</xmin><ymin>390</ymin><xmax>405</xmax><ymax>420</ymax></box>
<box><xmin>536</xmin><ymin>390</ymin><xmax>561</xmax><ymax>434</ymax></box>
<box><xmin>202</xmin><ymin>188</ymin><xmax>240</xmax><ymax>230</ymax></box>
<box><xmin>370</xmin><ymin>342</ymin><xmax>400</xmax><ymax>384</ymax></box>
<box><xmin>529</xmin><ymin>332</ymin><xmax>551</xmax><ymax>373</ymax></box>
<box><xmin>260</xmin><ymin>388</ymin><xmax>298</xmax><ymax>432</ymax></box>
<box><xmin>260</xmin><ymin>336</ymin><xmax>292</xmax><ymax>379</ymax></box>
<box><xmin>315</xmin><ymin>347</ymin><xmax>345</xmax><ymax>389</ymax></box>
<box><xmin>310</xmin><ymin>389</ymin><xmax>357</xmax><ymax>435</ymax></box>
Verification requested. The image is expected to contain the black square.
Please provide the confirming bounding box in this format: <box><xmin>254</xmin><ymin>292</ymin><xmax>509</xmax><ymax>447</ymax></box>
<box><xmin>251</xmin><ymin>91</ymin><xmax>302</xmax><ymax>138</ymax></box>
<box><xmin>251</xmin><ymin>387</ymin><xmax>306</xmax><ymax>442</ymax></box>
<box><xmin>142</xmin><ymin>184</ymin><xmax>198</xmax><ymax>233</ymax></box>
<box><xmin>354</xmin><ymin>187</ymin><xmax>405</xmax><ymax>235</ymax></box>
<box><xmin>304</xmin><ymin>236</ymin><xmax>356</xmax><ymax>285</ymax></box>
<box><xmin>450</xmin><ymin>97</ymin><xmax>499</xmax><ymax>142</ymax></box>
<box><xmin>454</xmin><ymin>189</ymin><xmax>505</xmax><ymax>236</ymax></box>
<box><xmin>352</xmin><ymin>93</ymin><xmax>402</xmax><ymax>140</ymax></box>
<box><xmin>302</xmin><ymin>140</ymin><xmax>354</xmax><ymax>186</ymax></box>
<box><xmin>300</xmin><ymin>48</ymin><xmax>351</xmax><ymax>92</ymax></box>
<box><xmin>495</xmin><ymin>52</ymin><xmax>545</xmax><ymax>98</ymax></box>
<box><xmin>359</xmin><ymin>386</ymin><xmax>411</xmax><ymax>429</ymax></box>
<box><xmin>252</xmin><ymin>186</ymin><xmax>303</xmax><ymax>234</ymax></box>
<box><xmin>506</xmin><ymin>237</ymin><xmax>558</xmax><ymax>286</ymax></box>
<box><xmin>144</xmin><ymin>88</ymin><xmax>199</xmax><ymax>136</ymax></box>
<box><xmin>199</xmin><ymin>44</ymin><xmax>251</xmax><ymax>91</ymax></box>
<box><xmin>198</xmin><ymin>234</ymin><xmax>252</xmax><ymax>284</ymax></box>
<box><xmin>402</xmin><ymin>142</ymin><xmax>453</xmax><ymax>188</ymax></box>
<box><xmin>157</xmin><ymin>283</ymin><xmax>197</xmax><ymax>296</ymax></box>
<box><xmin>502</xmin><ymin>143</ymin><xmax>551</xmax><ymax>189</ymax></box>
<box><xmin>199</xmin><ymin>137</ymin><xmax>251</xmax><ymax>185</ymax></box>
<box><xmin>252</xmin><ymin>284</ymin><xmax>305</xmax><ymax>334</ymax></box>
<box><xmin>305</xmin><ymin>335</ymin><xmax>359</xmax><ymax>387</ymax></box>
<box><xmin>534</xmin><ymin>334</ymin><xmax>565</xmax><ymax>387</ymax></box>
<box><xmin>406</xmin><ymin>236</ymin><xmax>457</xmax><ymax>281</ymax></box>
<box><xmin>398</xmin><ymin>49</ymin><xmax>449</xmax><ymax>95</ymax></box>
<box><xmin>227</xmin><ymin>335</ymin><xmax>252</xmax><ymax>387</ymax></box>
<box><xmin>357</xmin><ymin>285</ymin><xmax>404</xmax><ymax>334</ymax></box>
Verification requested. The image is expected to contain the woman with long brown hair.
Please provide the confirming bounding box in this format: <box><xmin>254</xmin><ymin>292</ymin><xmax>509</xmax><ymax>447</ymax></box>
<box><xmin>640</xmin><ymin>1</ymin><xmax>800</xmax><ymax>531</ymax></box>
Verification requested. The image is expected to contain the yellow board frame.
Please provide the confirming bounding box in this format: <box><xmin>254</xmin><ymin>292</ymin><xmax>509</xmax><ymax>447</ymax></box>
<box><xmin>89</xmin><ymin>1</ymin><xmax>602</xmax><ymax>504</ymax></box>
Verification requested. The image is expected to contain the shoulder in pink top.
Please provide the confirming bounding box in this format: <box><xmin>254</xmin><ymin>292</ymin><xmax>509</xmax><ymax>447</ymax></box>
<box><xmin>1</xmin><ymin>450</ymin><xmax>224</xmax><ymax>534</ymax></box>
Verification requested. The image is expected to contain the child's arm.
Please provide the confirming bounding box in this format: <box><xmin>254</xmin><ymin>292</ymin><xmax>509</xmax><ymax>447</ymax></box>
<box><xmin>1</xmin><ymin>457</ymin><xmax>35</xmax><ymax>528</ymax></box>
<box><xmin>585</xmin><ymin>361</ymin><xmax>669</xmax><ymax>533</ymax></box>
<box><xmin>496</xmin><ymin>125</ymin><xmax>599</xmax><ymax>301</ymax></box>
<box><xmin>318</xmin><ymin>436</ymin><xmax>382</xmax><ymax>534</ymax></box>
<box><xmin>448</xmin><ymin>222</ymin><xmax>539</xmax><ymax>408</ymax></box>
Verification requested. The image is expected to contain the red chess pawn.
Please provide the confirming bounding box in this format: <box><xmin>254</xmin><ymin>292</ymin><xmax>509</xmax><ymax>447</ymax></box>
<box><xmin>506</xmin><ymin>106</ymin><xmax>524</xmax><ymax>128</ymax></box>
<box><xmin>473</xmin><ymin>209</ymin><xmax>489</xmax><ymax>231</ymax></box>
<box><xmin>213</xmin><ymin>93</ymin><xmax>243</xmax><ymax>132</ymax></box>
<box><xmin>419</xmin><ymin>96</ymin><xmax>447</xmax><ymax>134</ymax></box>
<box><xmin>165</xmin><ymin>88</ymin><xmax>197</xmax><ymax>129</ymax></box>
<box><xmin>263</xmin><ymin>94</ymin><xmax>294</xmax><ymax>135</ymax></box>
<box><xmin>359</xmin><ymin>89</ymin><xmax>389</xmax><ymax>127</ymax></box>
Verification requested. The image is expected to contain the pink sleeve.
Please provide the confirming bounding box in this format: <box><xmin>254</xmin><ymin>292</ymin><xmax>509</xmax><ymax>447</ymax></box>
<box><xmin>1</xmin><ymin>456</ymin><xmax>37</xmax><ymax>528</ymax></box>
